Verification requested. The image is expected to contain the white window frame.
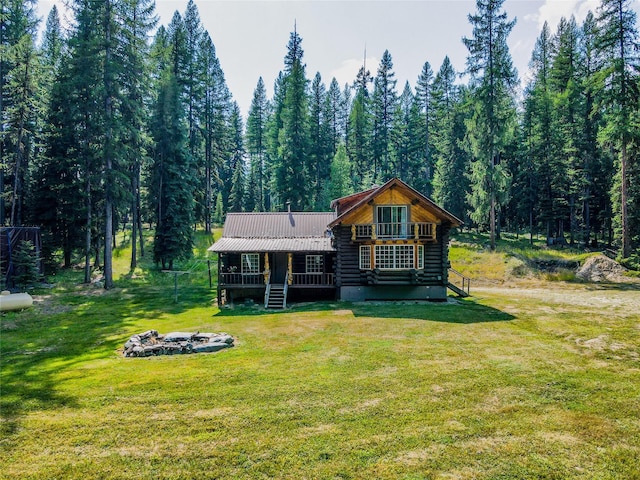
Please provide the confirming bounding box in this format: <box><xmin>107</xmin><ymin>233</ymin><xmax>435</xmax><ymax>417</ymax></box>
<box><xmin>374</xmin><ymin>244</ymin><xmax>415</xmax><ymax>270</ymax></box>
<box><xmin>359</xmin><ymin>245</ymin><xmax>371</xmax><ymax>270</ymax></box>
<box><xmin>417</xmin><ymin>244</ymin><xmax>424</xmax><ymax>270</ymax></box>
<box><xmin>305</xmin><ymin>255</ymin><xmax>324</xmax><ymax>273</ymax></box>
<box><xmin>241</xmin><ymin>253</ymin><xmax>260</xmax><ymax>274</ymax></box>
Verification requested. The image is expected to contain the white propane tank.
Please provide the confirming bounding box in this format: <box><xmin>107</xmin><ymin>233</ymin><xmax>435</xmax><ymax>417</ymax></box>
<box><xmin>0</xmin><ymin>290</ymin><xmax>33</xmax><ymax>311</ymax></box>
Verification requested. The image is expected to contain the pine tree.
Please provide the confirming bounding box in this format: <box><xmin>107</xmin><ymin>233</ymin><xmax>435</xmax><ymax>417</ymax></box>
<box><xmin>29</xmin><ymin>6</ymin><xmax>82</xmax><ymax>268</ymax></box>
<box><xmin>309</xmin><ymin>72</ymin><xmax>332</xmax><ymax>209</ymax></box>
<box><xmin>319</xmin><ymin>143</ymin><xmax>353</xmax><ymax>208</ymax></box>
<box><xmin>246</xmin><ymin>77</ymin><xmax>269</xmax><ymax>212</ymax></box>
<box><xmin>581</xmin><ymin>12</ymin><xmax>613</xmax><ymax>246</ymax></box>
<box><xmin>549</xmin><ymin>16</ymin><xmax>585</xmax><ymax>245</ymax></box>
<box><xmin>63</xmin><ymin>0</ymin><xmax>105</xmax><ymax>283</ymax></box>
<box><xmin>198</xmin><ymin>32</ymin><xmax>231</xmax><ymax>230</ymax></box>
<box><xmin>390</xmin><ymin>82</ymin><xmax>421</xmax><ymax>184</ymax></box>
<box><xmin>347</xmin><ymin>63</ymin><xmax>372</xmax><ymax>189</ymax></box>
<box><xmin>463</xmin><ymin>0</ymin><xmax>518</xmax><ymax>249</ymax></box>
<box><xmin>275</xmin><ymin>28</ymin><xmax>310</xmax><ymax>210</ymax></box>
<box><xmin>228</xmin><ymin>102</ymin><xmax>245</xmax><ymax>212</ymax></box>
<box><xmin>119</xmin><ymin>0</ymin><xmax>157</xmax><ymax>270</ymax></box>
<box><xmin>415</xmin><ymin>61</ymin><xmax>435</xmax><ymax>195</ymax></box>
<box><xmin>31</xmin><ymin>61</ymin><xmax>85</xmax><ymax>268</ymax></box>
<box><xmin>594</xmin><ymin>0</ymin><xmax>640</xmax><ymax>257</ymax></box>
<box><xmin>432</xmin><ymin>59</ymin><xmax>471</xmax><ymax>221</ymax></box>
<box><xmin>182</xmin><ymin>0</ymin><xmax>204</xmax><ymax>155</ymax></box>
<box><xmin>5</xmin><ymin>31</ymin><xmax>40</xmax><ymax>227</ymax></box>
<box><xmin>0</xmin><ymin>0</ymin><xmax>39</xmax><ymax>226</ymax></box>
<box><xmin>525</xmin><ymin>22</ymin><xmax>560</xmax><ymax>240</ymax></box>
<box><xmin>371</xmin><ymin>50</ymin><xmax>397</xmax><ymax>182</ymax></box>
<box><xmin>11</xmin><ymin>240</ymin><xmax>40</xmax><ymax>290</ymax></box>
<box><xmin>150</xmin><ymin>68</ymin><xmax>193</xmax><ymax>270</ymax></box>
<box><xmin>324</xmin><ymin>77</ymin><xmax>343</xmax><ymax>157</ymax></box>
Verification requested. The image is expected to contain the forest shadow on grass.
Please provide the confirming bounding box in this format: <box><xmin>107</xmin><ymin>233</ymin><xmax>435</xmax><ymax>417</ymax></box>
<box><xmin>0</xmin><ymin>280</ymin><xmax>216</xmax><ymax>446</ymax></box>
<box><xmin>349</xmin><ymin>297</ymin><xmax>515</xmax><ymax>323</ymax></box>
<box><xmin>214</xmin><ymin>297</ymin><xmax>515</xmax><ymax>324</ymax></box>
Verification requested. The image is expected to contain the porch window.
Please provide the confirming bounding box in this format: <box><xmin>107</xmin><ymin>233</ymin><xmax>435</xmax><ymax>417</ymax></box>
<box><xmin>359</xmin><ymin>245</ymin><xmax>371</xmax><ymax>269</ymax></box>
<box><xmin>241</xmin><ymin>253</ymin><xmax>260</xmax><ymax>274</ymax></box>
<box><xmin>376</xmin><ymin>205</ymin><xmax>407</xmax><ymax>238</ymax></box>
<box><xmin>374</xmin><ymin>244</ymin><xmax>415</xmax><ymax>269</ymax></box>
<box><xmin>306</xmin><ymin>255</ymin><xmax>324</xmax><ymax>273</ymax></box>
<box><xmin>417</xmin><ymin>244</ymin><xmax>424</xmax><ymax>269</ymax></box>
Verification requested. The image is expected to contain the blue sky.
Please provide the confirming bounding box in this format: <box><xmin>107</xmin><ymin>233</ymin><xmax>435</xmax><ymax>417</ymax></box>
<box><xmin>36</xmin><ymin>0</ymin><xmax>640</xmax><ymax>117</ymax></box>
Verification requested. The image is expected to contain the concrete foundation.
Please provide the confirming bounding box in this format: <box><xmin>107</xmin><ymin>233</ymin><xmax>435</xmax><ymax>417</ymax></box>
<box><xmin>339</xmin><ymin>285</ymin><xmax>447</xmax><ymax>302</ymax></box>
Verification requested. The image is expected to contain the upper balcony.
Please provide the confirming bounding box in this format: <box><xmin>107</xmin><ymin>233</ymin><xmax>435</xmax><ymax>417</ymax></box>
<box><xmin>350</xmin><ymin>222</ymin><xmax>436</xmax><ymax>241</ymax></box>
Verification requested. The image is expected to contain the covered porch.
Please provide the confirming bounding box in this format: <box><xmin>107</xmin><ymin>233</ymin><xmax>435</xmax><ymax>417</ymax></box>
<box><xmin>213</xmin><ymin>251</ymin><xmax>336</xmax><ymax>307</ymax></box>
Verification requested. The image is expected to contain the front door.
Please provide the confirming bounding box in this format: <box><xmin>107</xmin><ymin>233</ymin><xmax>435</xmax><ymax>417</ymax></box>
<box><xmin>271</xmin><ymin>253</ymin><xmax>288</xmax><ymax>283</ymax></box>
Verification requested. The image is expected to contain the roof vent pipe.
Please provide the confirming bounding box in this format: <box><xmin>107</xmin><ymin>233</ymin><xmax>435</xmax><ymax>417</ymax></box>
<box><xmin>286</xmin><ymin>201</ymin><xmax>291</xmax><ymax>213</ymax></box>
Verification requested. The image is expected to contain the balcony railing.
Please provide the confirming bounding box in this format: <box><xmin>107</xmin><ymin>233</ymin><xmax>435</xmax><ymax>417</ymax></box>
<box><xmin>219</xmin><ymin>272</ymin><xmax>264</xmax><ymax>286</ymax></box>
<box><xmin>351</xmin><ymin>222</ymin><xmax>436</xmax><ymax>241</ymax></box>
<box><xmin>291</xmin><ymin>273</ymin><xmax>335</xmax><ymax>286</ymax></box>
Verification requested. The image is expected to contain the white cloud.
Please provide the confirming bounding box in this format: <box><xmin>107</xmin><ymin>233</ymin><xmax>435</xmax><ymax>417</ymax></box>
<box><xmin>535</xmin><ymin>0</ymin><xmax>599</xmax><ymax>32</ymax></box>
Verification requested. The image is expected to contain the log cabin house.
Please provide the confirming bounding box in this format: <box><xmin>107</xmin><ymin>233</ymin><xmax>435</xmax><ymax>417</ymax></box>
<box><xmin>208</xmin><ymin>178</ymin><xmax>468</xmax><ymax>308</ymax></box>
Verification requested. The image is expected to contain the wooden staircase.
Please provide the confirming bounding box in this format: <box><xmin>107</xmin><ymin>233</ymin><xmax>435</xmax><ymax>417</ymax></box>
<box><xmin>447</xmin><ymin>268</ymin><xmax>470</xmax><ymax>297</ymax></box>
<box><xmin>265</xmin><ymin>273</ymin><xmax>289</xmax><ymax>309</ymax></box>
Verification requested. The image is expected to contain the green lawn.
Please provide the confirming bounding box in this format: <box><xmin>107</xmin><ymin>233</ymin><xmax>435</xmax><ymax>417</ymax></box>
<box><xmin>1</xmin><ymin>233</ymin><xmax>640</xmax><ymax>479</ymax></box>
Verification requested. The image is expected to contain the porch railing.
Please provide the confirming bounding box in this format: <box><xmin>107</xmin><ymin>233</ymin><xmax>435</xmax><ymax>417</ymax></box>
<box><xmin>447</xmin><ymin>268</ymin><xmax>470</xmax><ymax>297</ymax></box>
<box><xmin>290</xmin><ymin>273</ymin><xmax>335</xmax><ymax>286</ymax></box>
<box><xmin>351</xmin><ymin>222</ymin><xmax>436</xmax><ymax>241</ymax></box>
<box><xmin>219</xmin><ymin>272</ymin><xmax>264</xmax><ymax>286</ymax></box>
<box><xmin>264</xmin><ymin>271</ymin><xmax>271</xmax><ymax>308</ymax></box>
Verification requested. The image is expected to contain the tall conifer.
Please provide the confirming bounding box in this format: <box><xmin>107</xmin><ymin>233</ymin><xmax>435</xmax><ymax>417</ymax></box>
<box><xmin>463</xmin><ymin>0</ymin><xmax>518</xmax><ymax>249</ymax></box>
<box><xmin>594</xmin><ymin>0</ymin><xmax>640</xmax><ymax>257</ymax></box>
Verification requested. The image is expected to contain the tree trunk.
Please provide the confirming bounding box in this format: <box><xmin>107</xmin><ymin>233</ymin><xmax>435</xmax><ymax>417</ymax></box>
<box><xmin>84</xmin><ymin>175</ymin><xmax>92</xmax><ymax>284</ymax></box>
<box><xmin>131</xmin><ymin>171</ymin><xmax>138</xmax><ymax>270</ymax></box>
<box><xmin>137</xmin><ymin>188</ymin><xmax>144</xmax><ymax>258</ymax></box>
<box><xmin>620</xmin><ymin>142</ymin><xmax>630</xmax><ymax>257</ymax></box>
<box><xmin>103</xmin><ymin>0</ymin><xmax>114</xmax><ymax>289</ymax></box>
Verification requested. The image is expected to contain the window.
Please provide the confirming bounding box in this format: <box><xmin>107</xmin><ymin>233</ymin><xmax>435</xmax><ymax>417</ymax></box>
<box><xmin>359</xmin><ymin>245</ymin><xmax>371</xmax><ymax>269</ymax></box>
<box><xmin>417</xmin><ymin>244</ymin><xmax>424</xmax><ymax>270</ymax></box>
<box><xmin>374</xmin><ymin>244</ymin><xmax>415</xmax><ymax>269</ymax></box>
<box><xmin>306</xmin><ymin>255</ymin><xmax>324</xmax><ymax>273</ymax></box>
<box><xmin>241</xmin><ymin>253</ymin><xmax>260</xmax><ymax>274</ymax></box>
<box><xmin>376</xmin><ymin>205</ymin><xmax>407</xmax><ymax>238</ymax></box>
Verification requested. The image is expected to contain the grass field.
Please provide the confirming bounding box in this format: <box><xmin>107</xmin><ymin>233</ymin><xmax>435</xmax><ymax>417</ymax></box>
<box><xmin>1</xmin><ymin>231</ymin><xmax>639</xmax><ymax>479</ymax></box>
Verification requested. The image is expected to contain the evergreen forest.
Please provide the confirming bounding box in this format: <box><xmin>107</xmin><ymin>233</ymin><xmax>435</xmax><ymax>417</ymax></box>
<box><xmin>2</xmin><ymin>0</ymin><xmax>640</xmax><ymax>288</ymax></box>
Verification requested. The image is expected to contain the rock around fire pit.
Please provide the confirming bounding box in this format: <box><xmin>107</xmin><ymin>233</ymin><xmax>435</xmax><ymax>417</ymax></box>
<box><xmin>123</xmin><ymin>330</ymin><xmax>234</xmax><ymax>357</ymax></box>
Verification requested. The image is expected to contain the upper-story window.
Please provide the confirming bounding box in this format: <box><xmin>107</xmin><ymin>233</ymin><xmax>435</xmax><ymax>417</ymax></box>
<box><xmin>376</xmin><ymin>205</ymin><xmax>407</xmax><ymax>238</ymax></box>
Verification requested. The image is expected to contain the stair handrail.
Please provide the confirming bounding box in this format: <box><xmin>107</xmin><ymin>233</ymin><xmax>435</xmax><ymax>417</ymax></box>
<box><xmin>264</xmin><ymin>270</ymin><xmax>271</xmax><ymax>308</ymax></box>
<box><xmin>448</xmin><ymin>267</ymin><xmax>470</xmax><ymax>296</ymax></box>
<box><xmin>282</xmin><ymin>272</ymin><xmax>289</xmax><ymax>308</ymax></box>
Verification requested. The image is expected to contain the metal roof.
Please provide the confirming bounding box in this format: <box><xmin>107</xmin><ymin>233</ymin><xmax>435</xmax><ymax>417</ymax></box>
<box><xmin>220</xmin><ymin>212</ymin><xmax>335</xmax><ymax>238</ymax></box>
<box><xmin>208</xmin><ymin>212</ymin><xmax>336</xmax><ymax>253</ymax></box>
<box><xmin>208</xmin><ymin>237</ymin><xmax>334</xmax><ymax>253</ymax></box>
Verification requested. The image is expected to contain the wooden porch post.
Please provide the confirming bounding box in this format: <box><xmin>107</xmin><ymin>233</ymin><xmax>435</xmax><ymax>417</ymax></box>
<box><xmin>217</xmin><ymin>254</ymin><xmax>222</xmax><ymax>305</ymax></box>
<box><xmin>264</xmin><ymin>253</ymin><xmax>270</xmax><ymax>284</ymax></box>
<box><xmin>287</xmin><ymin>253</ymin><xmax>293</xmax><ymax>285</ymax></box>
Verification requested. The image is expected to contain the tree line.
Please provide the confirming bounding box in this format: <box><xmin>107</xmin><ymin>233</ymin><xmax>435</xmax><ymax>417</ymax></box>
<box><xmin>1</xmin><ymin>0</ymin><xmax>639</xmax><ymax>289</ymax></box>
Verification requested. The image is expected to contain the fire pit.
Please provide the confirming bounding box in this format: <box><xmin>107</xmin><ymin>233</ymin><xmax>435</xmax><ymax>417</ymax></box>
<box><xmin>123</xmin><ymin>330</ymin><xmax>234</xmax><ymax>357</ymax></box>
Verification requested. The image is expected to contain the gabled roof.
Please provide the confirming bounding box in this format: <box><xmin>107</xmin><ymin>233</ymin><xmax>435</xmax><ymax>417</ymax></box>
<box><xmin>208</xmin><ymin>212</ymin><xmax>336</xmax><ymax>253</ymax></box>
<box><xmin>330</xmin><ymin>187</ymin><xmax>377</xmax><ymax>215</ymax></box>
<box><xmin>328</xmin><ymin>178</ymin><xmax>463</xmax><ymax>228</ymax></box>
